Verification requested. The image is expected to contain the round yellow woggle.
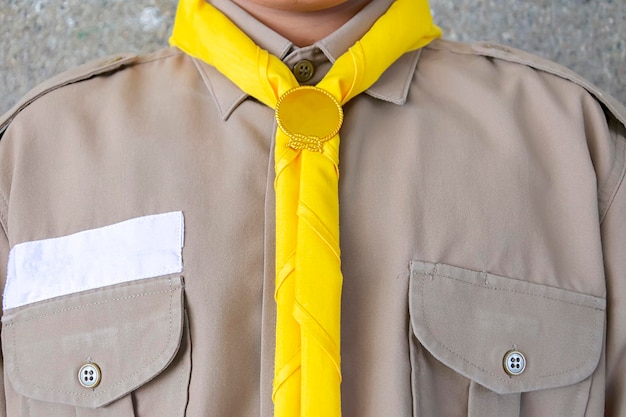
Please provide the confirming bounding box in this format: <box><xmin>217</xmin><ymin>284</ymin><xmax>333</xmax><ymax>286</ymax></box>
<box><xmin>275</xmin><ymin>86</ymin><xmax>344</xmax><ymax>153</ymax></box>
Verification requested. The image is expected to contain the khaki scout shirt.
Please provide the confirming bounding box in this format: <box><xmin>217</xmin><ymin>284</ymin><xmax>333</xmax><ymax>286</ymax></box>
<box><xmin>1</xmin><ymin>1</ymin><xmax>625</xmax><ymax>416</ymax></box>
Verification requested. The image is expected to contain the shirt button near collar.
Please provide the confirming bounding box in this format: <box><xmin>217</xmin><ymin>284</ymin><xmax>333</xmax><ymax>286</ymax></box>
<box><xmin>292</xmin><ymin>60</ymin><xmax>315</xmax><ymax>83</ymax></box>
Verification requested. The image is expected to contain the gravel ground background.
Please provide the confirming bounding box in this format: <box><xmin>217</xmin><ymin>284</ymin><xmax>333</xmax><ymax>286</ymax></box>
<box><xmin>1</xmin><ymin>0</ymin><xmax>624</xmax><ymax>115</ymax></box>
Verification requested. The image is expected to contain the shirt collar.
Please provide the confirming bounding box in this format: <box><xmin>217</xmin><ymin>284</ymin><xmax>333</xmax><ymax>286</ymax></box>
<box><xmin>192</xmin><ymin>0</ymin><xmax>422</xmax><ymax>120</ymax></box>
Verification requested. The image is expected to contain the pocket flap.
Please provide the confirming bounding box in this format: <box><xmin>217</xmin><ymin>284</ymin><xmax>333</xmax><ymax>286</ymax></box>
<box><xmin>1</xmin><ymin>275</ymin><xmax>184</xmax><ymax>408</ymax></box>
<box><xmin>409</xmin><ymin>261</ymin><xmax>605</xmax><ymax>394</ymax></box>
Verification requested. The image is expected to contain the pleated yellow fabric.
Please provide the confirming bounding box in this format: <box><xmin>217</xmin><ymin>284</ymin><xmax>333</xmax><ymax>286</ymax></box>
<box><xmin>169</xmin><ymin>1</ymin><xmax>441</xmax><ymax>416</ymax></box>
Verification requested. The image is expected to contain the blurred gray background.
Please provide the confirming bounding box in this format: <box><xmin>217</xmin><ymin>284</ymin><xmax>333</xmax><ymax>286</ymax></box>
<box><xmin>1</xmin><ymin>0</ymin><xmax>625</xmax><ymax>115</ymax></box>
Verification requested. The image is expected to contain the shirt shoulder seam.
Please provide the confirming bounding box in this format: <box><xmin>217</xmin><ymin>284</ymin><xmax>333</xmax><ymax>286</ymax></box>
<box><xmin>0</xmin><ymin>48</ymin><xmax>184</xmax><ymax>136</ymax></box>
<box><xmin>425</xmin><ymin>40</ymin><xmax>626</xmax><ymax>129</ymax></box>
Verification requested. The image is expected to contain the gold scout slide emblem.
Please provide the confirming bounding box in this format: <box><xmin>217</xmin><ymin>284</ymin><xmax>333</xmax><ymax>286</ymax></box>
<box><xmin>275</xmin><ymin>86</ymin><xmax>344</xmax><ymax>153</ymax></box>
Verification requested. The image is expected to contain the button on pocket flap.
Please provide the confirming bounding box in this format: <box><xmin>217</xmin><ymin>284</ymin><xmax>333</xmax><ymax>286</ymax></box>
<box><xmin>409</xmin><ymin>261</ymin><xmax>605</xmax><ymax>395</ymax></box>
<box><xmin>1</xmin><ymin>276</ymin><xmax>184</xmax><ymax>408</ymax></box>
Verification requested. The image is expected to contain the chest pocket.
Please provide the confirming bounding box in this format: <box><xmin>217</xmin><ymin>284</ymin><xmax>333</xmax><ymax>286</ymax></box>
<box><xmin>1</xmin><ymin>275</ymin><xmax>189</xmax><ymax>417</ymax></box>
<box><xmin>408</xmin><ymin>261</ymin><xmax>605</xmax><ymax>417</ymax></box>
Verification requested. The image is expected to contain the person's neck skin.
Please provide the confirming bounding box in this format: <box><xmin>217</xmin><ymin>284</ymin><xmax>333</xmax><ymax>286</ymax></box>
<box><xmin>231</xmin><ymin>0</ymin><xmax>373</xmax><ymax>47</ymax></box>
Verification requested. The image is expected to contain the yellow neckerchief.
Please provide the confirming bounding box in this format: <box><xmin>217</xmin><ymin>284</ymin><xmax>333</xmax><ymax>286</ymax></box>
<box><xmin>170</xmin><ymin>1</ymin><xmax>441</xmax><ymax>415</ymax></box>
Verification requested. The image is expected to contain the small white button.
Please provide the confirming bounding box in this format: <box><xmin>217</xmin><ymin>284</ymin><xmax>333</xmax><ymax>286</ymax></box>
<box><xmin>78</xmin><ymin>363</ymin><xmax>101</xmax><ymax>388</ymax></box>
<box><xmin>503</xmin><ymin>350</ymin><xmax>526</xmax><ymax>376</ymax></box>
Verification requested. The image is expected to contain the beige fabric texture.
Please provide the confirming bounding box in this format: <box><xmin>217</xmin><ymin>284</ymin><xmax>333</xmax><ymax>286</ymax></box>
<box><xmin>0</xmin><ymin>0</ymin><xmax>625</xmax><ymax>416</ymax></box>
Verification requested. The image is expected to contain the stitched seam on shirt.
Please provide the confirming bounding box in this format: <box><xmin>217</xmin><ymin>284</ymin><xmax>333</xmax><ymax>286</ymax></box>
<box><xmin>25</xmin><ymin>397</ymin><xmax>31</xmax><ymax>417</ymax></box>
<box><xmin>1</xmin><ymin>49</ymin><xmax>181</xmax><ymax>134</ymax></box>
<box><xmin>190</xmin><ymin>57</ymin><xmax>249</xmax><ymax>120</ymax></box>
<box><xmin>366</xmin><ymin>50</ymin><xmax>420</xmax><ymax>105</ymax></box>
<box><xmin>539</xmin><ymin>315</ymin><xmax>601</xmax><ymax>379</ymax></box>
<box><xmin>5</xmin><ymin>287</ymin><xmax>177</xmax><ymax>324</ymax></box>
<box><xmin>407</xmin><ymin>287</ymin><xmax>422</xmax><ymax>417</ymax></box>
<box><xmin>177</xmin><ymin>315</ymin><xmax>191</xmax><ymax>415</ymax></box>
<box><xmin>425</xmin><ymin>41</ymin><xmax>626</xmax><ymax>129</ymax></box>
<box><xmin>0</xmin><ymin>191</ymin><xmax>8</xmax><ymax>237</ymax></box>
<box><xmin>0</xmin><ymin>55</ymin><xmax>137</xmax><ymax>132</ymax></box>
<box><xmin>133</xmin><ymin>49</ymin><xmax>182</xmax><ymax>66</ymax></box>
<box><xmin>191</xmin><ymin>58</ymin><xmax>226</xmax><ymax>117</ymax></box>
<box><xmin>600</xmin><ymin>121</ymin><xmax>626</xmax><ymax>224</ymax></box>
<box><xmin>417</xmin><ymin>274</ymin><xmax>520</xmax><ymax>386</ymax></box>
<box><xmin>426</xmin><ymin>272</ymin><xmax>604</xmax><ymax>311</ymax></box>
<box><xmin>417</xmin><ymin>271</ymin><xmax>602</xmax><ymax>382</ymax></box>
<box><xmin>177</xmin><ymin>341</ymin><xmax>186</xmax><ymax>413</ymax></box>
<box><xmin>9</xmin><ymin>278</ymin><xmax>177</xmax><ymax>398</ymax></box>
<box><xmin>570</xmin><ymin>378</ymin><xmax>584</xmax><ymax>417</ymax></box>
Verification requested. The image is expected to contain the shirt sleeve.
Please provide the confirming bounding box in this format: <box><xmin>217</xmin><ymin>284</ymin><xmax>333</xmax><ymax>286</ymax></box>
<box><xmin>601</xmin><ymin>121</ymin><xmax>626</xmax><ymax>416</ymax></box>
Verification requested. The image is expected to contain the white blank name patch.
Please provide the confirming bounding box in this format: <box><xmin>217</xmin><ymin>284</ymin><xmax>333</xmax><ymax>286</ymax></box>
<box><xmin>4</xmin><ymin>211</ymin><xmax>184</xmax><ymax>310</ymax></box>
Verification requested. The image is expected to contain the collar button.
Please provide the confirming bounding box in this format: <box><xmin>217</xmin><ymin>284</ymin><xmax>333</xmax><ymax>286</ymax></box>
<box><xmin>292</xmin><ymin>60</ymin><xmax>315</xmax><ymax>83</ymax></box>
